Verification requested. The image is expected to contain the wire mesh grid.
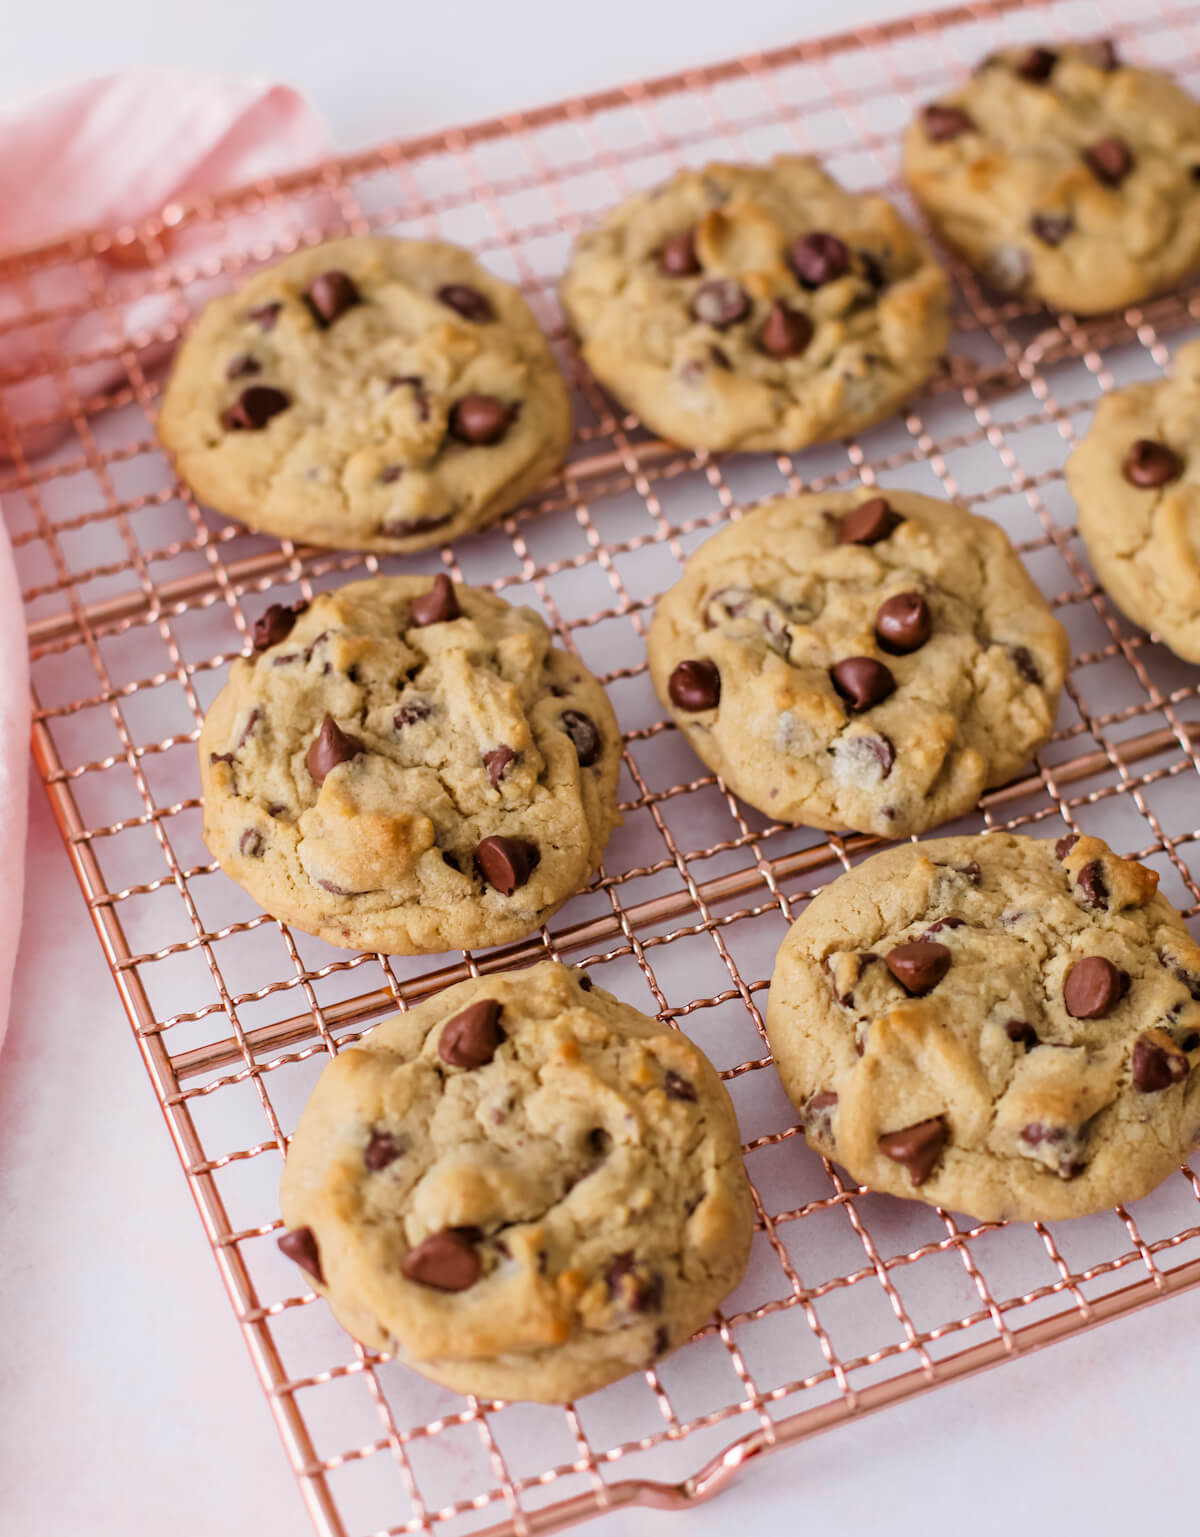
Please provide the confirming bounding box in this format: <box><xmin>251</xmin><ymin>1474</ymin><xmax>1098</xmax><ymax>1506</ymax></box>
<box><xmin>10</xmin><ymin>0</ymin><xmax>1200</xmax><ymax>1531</ymax></box>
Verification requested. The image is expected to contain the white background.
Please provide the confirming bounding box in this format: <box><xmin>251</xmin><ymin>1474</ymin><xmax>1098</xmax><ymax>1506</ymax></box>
<box><xmin>2</xmin><ymin>3</ymin><xmax>1198</xmax><ymax>1535</ymax></box>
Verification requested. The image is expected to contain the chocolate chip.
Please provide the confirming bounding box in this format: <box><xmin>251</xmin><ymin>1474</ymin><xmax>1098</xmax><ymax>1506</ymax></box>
<box><xmin>848</xmin><ymin>733</ymin><xmax>895</xmax><ymax>778</ymax></box>
<box><xmin>1132</xmin><ymin>1033</ymin><xmax>1190</xmax><ymax>1093</ymax></box>
<box><xmin>209</xmin><ymin>752</ymin><xmax>233</xmax><ymax>766</ymax></box>
<box><xmin>247</xmin><ymin>301</ymin><xmax>282</xmax><ymax>331</ymax></box>
<box><xmin>1172</xmin><ymin>963</ymin><xmax>1200</xmax><ymax>1002</ymax></box>
<box><xmin>664</xmin><ymin>1070</ymin><xmax>697</xmax><ymax>1102</ymax></box>
<box><xmin>886</xmin><ymin>940</ymin><xmax>951</xmax><ymax>996</ymax></box>
<box><xmin>239</xmin><ymin>828</ymin><xmax>264</xmax><ymax>858</ymax></box>
<box><xmin>830</xmin><ymin>657</ymin><xmax>895</xmax><ymax>712</ymax></box>
<box><xmin>484</xmin><ymin>745</ymin><xmax>516</xmax><ymax>789</ymax></box>
<box><xmin>1015</xmin><ymin>46</ymin><xmax>1058</xmax><ymax>81</ymax></box>
<box><xmin>983</xmin><ymin>244</ymin><xmax>1032</xmax><ymax>295</ymax></box>
<box><xmin>304</xmin><ymin>270</ymin><xmax>360</xmax><ymax>327</ymax></box>
<box><xmin>221</xmin><ymin>385</ymin><xmax>290</xmax><ymax>431</ymax></box>
<box><xmin>923</xmin><ymin>916</ymin><xmax>964</xmax><ymax>937</ymax></box>
<box><xmin>1005</xmin><ymin>1019</ymin><xmax>1039</xmax><ymax>1049</ymax></box>
<box><xmin>805</xmin><ymin>1090</ymin><xmax>838</xmax><ymax>1117</ymax></box>
<box><xmin>668</xmin><ymin>658</ymin><xmax>720</xmax><ymax>712</ymax></box>
<box><xmin>1031</xmin><ymin>213</ymin><xmax>1073</xmax><ymax>247</ymax></box>
<box><xmin>449</xmin><ymin>393</ymin><xmax>515</xmax><ymax>445</ymax></box>
<box><xmin>1083</xmin><ymin>137</ymin><xmax>1133</xmax><ymax>186</ymax></box>
<box><xmin>561</xmin><ymin>710</ymin><xmax>600</xmax><ymax>766</ymax></box>
<box><xmin>1055</xmin><ymin>834</ymin><xmax>1079</xmax><ymax>860</ymax></box>
<box><xmin>1123</xmin><ymin>438</ymin><xmax>1183</xmax><ymax>488</ymax></box>
<box><xmin>689</xmin><ymin>279</ymin><xmax>750</xmax><ymax>328</ymax></box>
<box><xmin>401</xmin><ymin>1229</ymin><xmax>480</xmax><ymax>1291</ymax></box>
<box><xmin>225</xmin><ymin>353</ymin><xmax>261</xmax><ymax>379</ymax></box>
<box><xmin>758</xmin><ymin>300</ymin><xmax>814</xmax><ymax>358</ymax></box>
<box><xmin>606</xmin><ymin>1252</ymin><xmax>664</xmax><ymax>1312</ymax></box>
<box><xmin>1012</xmin><ymin>646</ymin><xmax>1042</xmax><ymax>685</ymax></box>
<box><xmin>436</xmin><ymin>283</ymin><xmax>494</xmax><ymax>321</ymax></box>
<box><xmin>877</xmin><ymin>1116</ymin><xmax>947</xmax><ymax>1185</ymax></box>
<box><xmin>306</xmin><ymin>715</ymin><xmax>364</xmax><ymax>785</ymax></box>
<box><xmin>1081</xmin><ymin>37</ymin><xmax>1119</xmax><ymax>70</ymax></box>
<box><xmin>379</xmin><ymin>464</ymin><xmax>405</xmax><ymax>484</ymax></box>
<box><xmin>253</xmin><ymin>600</ymin><xmax>307</xmax><ymax>652</ymax></box>
<box><xmin>657</xmin><ymin>228</ymin><xmax>700</xmax><ymax>276</ymax></box>
<box><xmin>410</xmin><ymin>573</ymin><xmax>461</xmax><ymax>627</ymax></box>
<box><xmin>837</xmin><ymin>497</ymin><xmax>901</xmax><ymax>546</ymax></box>
<box><xmin>957</xmin><ymin>861</ymin><xmax>982</xmax><ymax>885</ymax></box>
<box><xmin>875</xmin><ymin>591</ymin><xmax>931</xmax><ymax>654</ymax></box>
<box><xmin>381</xmin><ymin>512</ymin><xmax>457</xmax><ymax>538</ymax></box>
<box><xmin>1021</xmin><ymin>1122</ymin><xmax>1066</xmax><ymax>1146</ymax></box>
<box><xmin>439</xmin><ymin>998</ymin><xmax>505</xmax><ymax>1068</ymax></box>
<box><xmin>277</xmin><ymin>1226</ymin><xmax>324</xmax><ymax>1284</ymax></box>
<box><xmin>577</xmin><ymin>974</ymin><xmax>594</xmax><ymax>992</ymax></box>
<box><xmin>790</xmin><ymin>232</ymin><xmax>849</xmax><ymax>287</ymax></box>
<box><xmin>653</xmin><ymin>1324</ymin><xmax>670</xmax><ymax>1356</ymax></box>
<box><xmin>1076</xmin><ymin>859</ymin><xmax>1108</xmax><ymax>911</ymax></box>
<box><xmin>922</xmin><ymin>103</ymin><xmax>975</xmax><ymax>142</ymax></box>
<box><xmin>1064</xmin><ymin>955</ymin><xmax>1124</xmax><ymax>1018</ymax></box>
<box><xmin>475</xmin><ymin>834</ymin><xmax>539</xmax><ymax>895</ymax></box>
<box><xmin>364</xmin><ymin>1130</ymin><xmax>404</xmax><ymax>1171</ymax></box>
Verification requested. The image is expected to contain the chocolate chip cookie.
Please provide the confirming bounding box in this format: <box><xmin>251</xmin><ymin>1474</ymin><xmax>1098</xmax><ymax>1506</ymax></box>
<box><xmin>277</xmin><ymin>961</ymin><xmax>754</xmax><ymax>1402</ymax></box>
<box><xmin>904</xmin><ymin>41</ymin><xmax>1200</xmax><ymax>313</ymax></box>
<box><xmin>646</xmin><ymin>490</ymin><xmax>1067</xmax><ymax>838</ymax></box>
<box><xmin>199</xmin><ymin>575</ymin><xmax>621</xmax><ymax>954</ymax></box>
<box><xmin>559</xmin><ymin>156</ymin><xmax>951</xmax><ymax>452</ymax></box>
<box><xmin>767</xmin><ymin>833</ymin><xmax>1200</xmax><ymax>1222</ymax></box>
<box><xmin>1066</xmin><ymin>340</ymin><xmax>1200</xmax><ymax>661</ymax></box>
<box><xmin>159</xmin><ymin>237</ymin><xmax>572</xmax><ymax>552</ymax></box>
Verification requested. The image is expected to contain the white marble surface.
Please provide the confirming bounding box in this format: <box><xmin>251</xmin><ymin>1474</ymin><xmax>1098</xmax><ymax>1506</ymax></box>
<box><xmin>2</xmin><ymin>2</ymin><xmax>1199</xmax><ymax>1534</ymax></box>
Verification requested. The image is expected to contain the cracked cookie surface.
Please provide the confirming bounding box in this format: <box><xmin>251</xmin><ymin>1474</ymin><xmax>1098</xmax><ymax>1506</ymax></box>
<box><xmin>199</xmin><ymin>575</ymin><xmax>621</xmax><ymax>954</ymax></box>
<box><xmin>646</xmin><ymin>490</ymin><xmax>1067</xmax><ymax>838</ymax></box>
<box><xmin>903</xmin><ymin>41</ymin><xmax>1200</xmax><ymax>313</ymax></box>
<box><xmin>159</xmin><ymin>236</ymin><xmax>572</xmax><ymax>553</ymax></box>
<box><xmin>766</xmin><ymin>833</ymin><xmax>1200</xmax><ymax>1222</ymax></box>
<box><xmin>559</xmin><ymin>156</ymin><xmax>951</xmax><ymax>452</ymax></box>
<box><xmin>277</xmin><ymin>961</ymin><xmax>754</xmax><ymax>1402</ymax></box>
<box><xmin>1066</xmin><ymin>340</ymin><xmax>1200</xmax><ymax>662</ymax></box>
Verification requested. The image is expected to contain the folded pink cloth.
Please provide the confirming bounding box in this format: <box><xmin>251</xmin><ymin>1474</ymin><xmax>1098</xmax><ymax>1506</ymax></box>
<box><xmin>0</xmin><ymin>74</ymin><xmax>330</xmax><ymax>1053</ymax></box>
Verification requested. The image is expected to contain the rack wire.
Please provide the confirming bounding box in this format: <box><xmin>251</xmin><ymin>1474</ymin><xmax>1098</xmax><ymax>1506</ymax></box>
<box><xmin>10</xmin><ymin>0</ymin><xmax>1200</xmax><ymax>1531</ymax></box>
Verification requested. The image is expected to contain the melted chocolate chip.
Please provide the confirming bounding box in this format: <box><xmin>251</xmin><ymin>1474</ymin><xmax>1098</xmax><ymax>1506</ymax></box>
<box><xmin>830</xmin><ymin>657</ymin><xmax>895</xmax><ymax>712</ymax></box>
<box><xmin>758</xmin><ymin>300</ymin><xmax>814</xmax><ymax>357</ymax></box>
<box><xmin>246</xmin><ymin>301</ymin><xmax>282</xmax><ymax>331</ymax></box>
<box><xmin>1031</xmin><ymin>213</ymin><xmax>1073</xmax><ymax>247</ymax></box>
<box><xmin>922</xmin><ymin>103</ymin><xmax>975</xmax><ymax>142</ymax></box>
<box><xmin>1015</xmin><ymin>46</ymin><xmax>1058</xmax><ymax>82</ymax></box>
<box><xmin>410</xmin><ymin>574</ymin><xmax>461</xmax><ymax>627</ymax></box>
<box><xmin>1081</xmin><ymin>38</ymin><xmax>1119</xmax><ymax>70</ymax></box>
<box><xmin>923</xmin><ymin>916</ymin><xmax>964</xmax><ymax>937</ymax></box>
<box><xmin>306</xmin><ymin>715</ymin><xmax>364</xmax><ymax>785</ymax></box>
<box><xmin>875</xmin><ymin>592</ymin><xmax>931</xmax><ymax>654</ymax></box>
<box><xmin>393</xmin><ymin>700</ymin><xmax>433</xmax><ymax>729</ymax></box>
<box><xmin>664</xmin><ymin>1070</ymin><xmax>697</xmax><ymax>1102</ymax></box>
<box><xmin>364</xmin><ymin>1130</ymin><xmax>405</xmax><ymax>1171</ymax></box>
<box><xmin>1063</xmin><ymin>956</ymin><xmax>1124</xmax><ymax>1018</ymax></box>
<box><xmin>657</xmin><ymin>228</ymin><xmax>700</xmax><ymax>276</ymax></box>
<box><xmin>1005</xmin><ymin>1019</ymin><xmax>1040</xmax><ymax>1050</ymax></box>
<box><xmin>1123</xmin><ymin>439</ymin><xmax>1183</xmax><ymax>488</ymax></box>
<box><xmin>221</xmin><ymin>385</ymin><xmax>290</xmax><ymax>431</ymax></box>
<box><xmin>1083</xmin><ymin>137</ymin><xmax>1134</xmax><ymax>186</ymax></box>
<box><xmin>1133</xmin><ymin>1033</ymin><xmax>1190</xmax><ymax>1092</ymax></box>
<box><xmin>239</xmin><ymin>828</ymin><xmax>264</xmax><ymax>858</ymax></box>
<box><xmin>837</xmin><ymin>498</ymin><xmax>901</xmax><ymax>546</ymax></box>
<box><xmin>449</xmin><ymin>393</ymin><xmax>515</xmax><ymax>445</ymax></box>
<box><xmin>484</xmin><ymin>745</ymin><xmax>516</xmax><ymax>789</ymax></box>
<box><xmin>381</xmin><ymin>512</ymin><xmax>457</xmax><ymax>538</ymax></box>
<box><xmin>304</xmin><ymin>270</ymin><xmax>360</xmax><ymax>327</ymax></box>
<box><xmin>1076</xmin><ymin>859</ymin><xmax>1108</xmax><ymax>911</ymax></box>
<box><xmin>560</xmin><ymin>709</ymin><xmax>601</xmax><ymax>766</ymax></box>
<box><xmin>1055</xmin><ymin>834</ymin><xmax>1079</xmax><ymax>861</ymax></box>
<box><xmin>606</xmin><ymin>1252</ymin><xmax>664</xmax><ymax>1313</ymax></box>
<box><xmin>668</xmin><ymin>658</ymin><xmax>721</xmax><ymax>711</ymax></box>
<box><xmin>253</xmin><ymin>600</ymin><xmax>307</xmax><ymax>652</ymax></box>
<box><xmin>278</xmin><ymin>1226</ymin><xmax>324</xmax><ymax>1284</ymax></box>
<box><xmin>790</xmin><ymin>232</ymin><xmax>849</xmax><ymax>287</ymax></box>
<box><xmin>1012</xmin><ymin>646</ymin><xmax>1042</xmax><ymax>685</ymax></box>
<box><xmin>401</xmin><ymin>1229</ymin><xmax>481</xmax><ymax>1291</ymax></box>
<box><xmin>689</xmin><ymin>278</ymin><xmax>750</xmax><ymax>328</ymax></box>
<box><xmin>886</xmin><ymin>940</ymin><xmax>951</xmax><ymax>996</ymax></box>
<box><xmin>436</xmin><ymin>283</ymin><xmax>494</xmax><ymax>321</ymax></box>
<box><xmin>877</xmin><ymin>1117</ymin><xmax>947</xmax><ymax>1185</ymax></box>
<box><xmin>475</xmin><ymin>835</ymin><xmax>539</xmax><ymax>895</ymax></box>
<box><xmin>439</xmin><ymin>998</ymin><xmax>505</xmax><ymax>1068</ymax></box>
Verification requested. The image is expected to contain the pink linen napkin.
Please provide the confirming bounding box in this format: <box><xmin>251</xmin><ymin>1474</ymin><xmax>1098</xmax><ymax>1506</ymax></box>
<box><xmin>0</xmin><ymin>74</ymin><xmax>331</xmax><ymax>1053</ymax></box>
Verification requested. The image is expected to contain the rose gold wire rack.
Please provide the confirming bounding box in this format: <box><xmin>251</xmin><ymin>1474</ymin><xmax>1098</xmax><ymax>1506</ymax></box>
<box><xmin>10</xmin><ymin>0</ymin><xmax>1200</xmax><ymax>1531</ymax></box>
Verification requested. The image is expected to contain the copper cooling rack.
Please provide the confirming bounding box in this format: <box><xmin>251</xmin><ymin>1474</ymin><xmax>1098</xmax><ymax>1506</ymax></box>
<box><xmin>11</xmin><ymin>1</ymin><xmax>1200</xmax><ymax>1532</ymax></box>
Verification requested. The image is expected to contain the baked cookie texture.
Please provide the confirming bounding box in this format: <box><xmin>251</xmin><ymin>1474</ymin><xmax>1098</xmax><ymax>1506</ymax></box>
<box><xmin>159</xmin><ymin>237</ymin><xmax>572</xmax><ymax>553</ymax></box>
<box><xmin>646</xmin><ymin>490</ymin><xmax>1068</xmax><ymax>838</ymax></box>
<box><xmin>277</xmin><ymin>961</ymin><xmax>755</xmax><ymax>1402</ymax></box>
<box><xmin>903</xmin><ymin>41</ymin><xmax>1200</xmax><ymax>314</ymax></box>
<box><xmin>559</xmin><ymin>156</ymin><xmax>951</xmax><ymax>452</ymax></box>
<box><xmin>1066</xmin><ymin>340</ymin><xmax>1200</xmax><ymax>662</ymax></box>
<box><xmin>767</xmin><ymin>833</ymin><xmax>1200</xmax><ymax>1223</ymax></box>
<box><xmin>199</xmin><ymin>575</ymin><xmax>621</xmax><ymax>954</ymax></box>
